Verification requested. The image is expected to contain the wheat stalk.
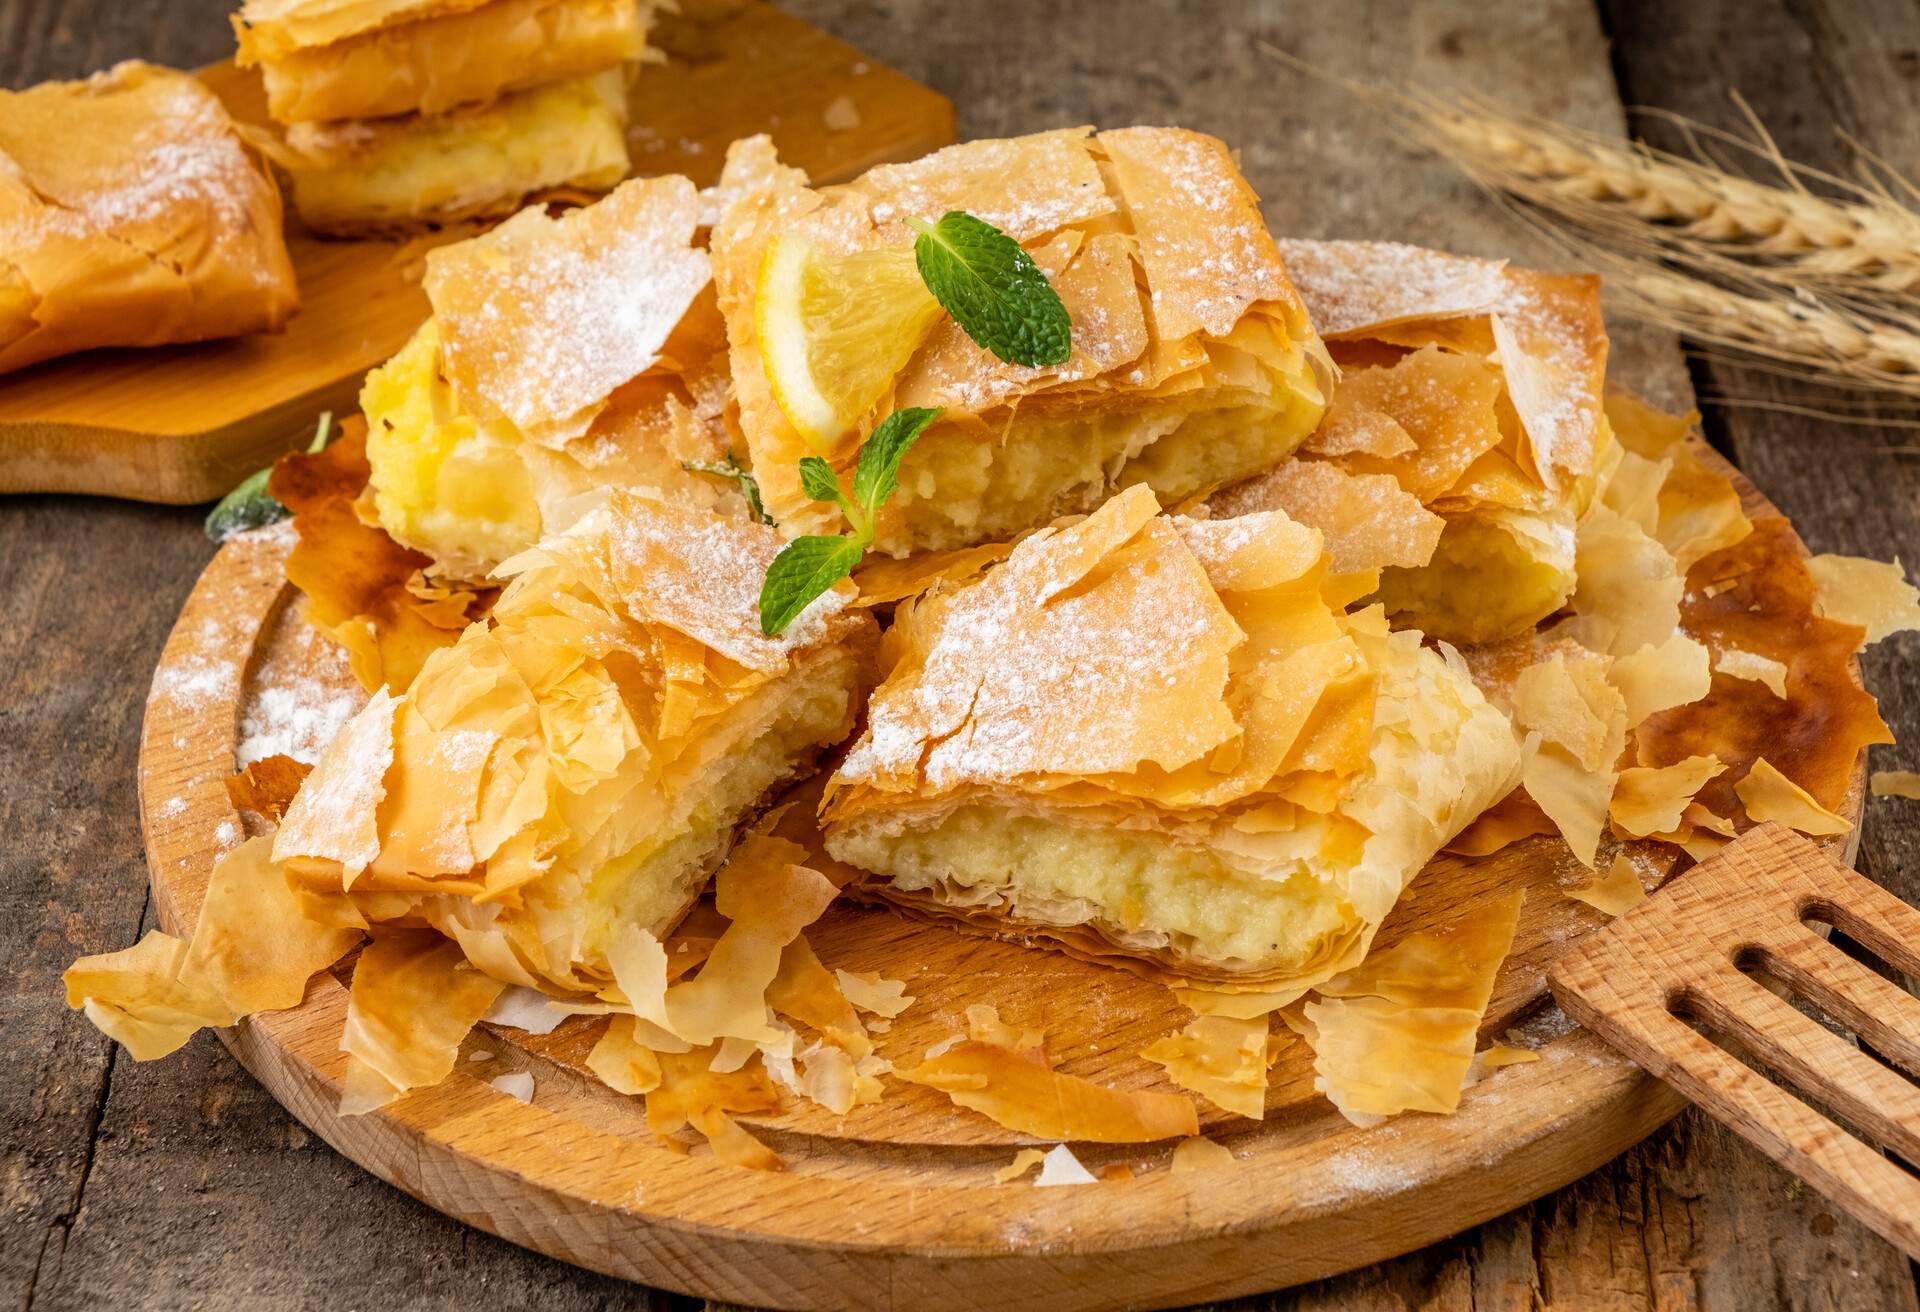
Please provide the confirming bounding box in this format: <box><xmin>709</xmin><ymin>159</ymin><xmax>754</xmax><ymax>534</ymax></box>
<box><xmin>1401</xmin><ymin>91</ymin><xmax>1920</xmax><ymax>299</ymax></box>
<box><xmin>1255</xmin><ymin>42</ymin><xmax>1920</xmax><ymax>407</ymax></box>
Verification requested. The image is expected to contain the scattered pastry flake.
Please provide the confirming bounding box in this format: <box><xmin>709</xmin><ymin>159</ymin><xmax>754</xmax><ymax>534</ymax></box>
<box><xmin>1566</xmin><ymin>855</ymin><xmax>1648</xmax><ymax>917</ymax></box>
<box><xmin>270</xmin><ymin>420</ymin><xmax>491</xmax><ymax>692</ymax></box>
<box><xmin>1805</xmin><ymin>554</ymin><xmax>1920</xmax><ymax>645</ymax></box>
<box><xmin>1609</xmin><ymin>755</ymin><xmax>1726</xmax><ymax>838</ymax></box>
<box><xmin>896</xmin><ymin>1005</ymin><xmax>1200</xmax><ymax>1143</ymax></box>
<box><xmin>1735</xmin><ymin>758</ymin><xmax>1853</xmax><ymax>837</ymax></box>
<box><xmin>1568</xmin><ymin>503</ymin><xmax>1683</xmax><ymax>657</ymax></box>
<box><xmin>225</xmin><ymin>754</ymin><xmax>313</xmax><ymax>821</ymax></box>
<box><xmin>1610</xmin><ymin>634</ymin><xmax>1711</xmax><ymax>728</ymax></box>
<box><xmin>834</xmin><ymin>969</ymin><xmax>916</xmax><ymax>1018</ymax></box>
<box><xmin>1169</xmin><ymin>1135</ymin><xmax>1236</xmax><ymax>1174</ymax></box>
<box><xmin>1140</xmin><ymin>1015</ymin><xmax>1269</xmax><ymax>1119</ymax></box>
<box><xmin>1713</xmin><ymin>648</ymin><xmax>1788</xmax><ymax>698</ymax></box>
<box><xmin>586</xmin><ymin>1016</ymin><xmax>664</xmax><ymax>1095</ymax></box>
<box><xmin>1299</xmin><ymin>891</ymin><xmax>1523</xmax><ymax>1125</ymax></box>
<box><xmin>822</xmin><ymin>94</ymin><xmax>862</xmax><ymax>131</ymax></box>
<box><xmin>1604</xmin><ymin>392</ymin><xmax>1753</xmax><ymax>570</ymax></box>
<box><xmin>1511</xmin><ymin>649</ymin><xmax>1626</xmax><ymax>866</ymax></box>
<box><xmin>1443</xmin><ymin>788</ymin><xmax>1555</xmax><ymax>857</ymax></box>
<box><xmin>339</xmin><ymin>930</ymin><xmax>506</xmax><ymax>1116</ymax></box>
<box><xmin>1870</xmin><ymin>770</ymin><xmax>1920</xmax><ymax>800</ymax></box>
<box><xmin>1462</xmin><ymin>1043</ymin><xmax>1541</xmax><ymax>1088</ymax></box>
<box><xmin>646</xmin><ymin>1045</ymin><xmax>784</xmax><ymax>1171</ymax></box>
<box><xmin>994</xmin><ymin>1148</ymin><xmax>1046</xmax><ymax>1184</ymax></box>
<box><xmin>769</xmin><ymin>937</ymin><xmax>872</xmax><ymax>1058</ymax></box>
<box><xmin>62</xmin><ymin>836</ymin><xmax>360</xmax><ymax>1060</ymax></box>
<box><xmin>487</xmin><ymin>1071</ymin><xmax>534</xmax><ymax>1103</ymax></box>
<box><xmin>1324</xmin><ymin>346</ymin><xmax>1507</xmax><ymax>501</ymax></box>
<box><xmin>1034</xmin><ymin>1144</ymin><xmax>1099</xmax><ymax>1187</ymax></box>
<box><xmin>606</xmin><ymin>835</ymin><xmax>838</xmax><ymax>1047</ymax></box>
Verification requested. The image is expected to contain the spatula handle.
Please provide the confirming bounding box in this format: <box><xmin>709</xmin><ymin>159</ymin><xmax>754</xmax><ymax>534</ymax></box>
<box><xmin>1549</xmin><ymin>824</ymin><xmax>1920</xmax><ymax>1259</ymax></box>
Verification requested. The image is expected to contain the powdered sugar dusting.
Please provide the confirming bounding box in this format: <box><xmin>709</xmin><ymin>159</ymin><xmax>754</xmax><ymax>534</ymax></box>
<box><xmin>1275</xmin><ymin>239</ymin><xmax>1506</xmax><ymax>337</ymax></box>
<box><xmin>600</xmin><ymin>493</ymin><xmax>848</xmax><ymax>673</ymax></box>
<box><xmin>840</xmin><ymin>487</ymin><xmax>1241</xmax><ymax>790</ymax></box>
<box><xmin>237</xmin><ymin>616</ymin><xmax>364</xmax><ymax>767</ymax></box>
<box><xmin>427</xmin><ymin>177</ymin><xmax>711</xmax><ymax>442</ymax></box>
<box><xmin>861</xmin><ymin>128</ymin><xmax>1116</xmax><ymax>238</ymax></box>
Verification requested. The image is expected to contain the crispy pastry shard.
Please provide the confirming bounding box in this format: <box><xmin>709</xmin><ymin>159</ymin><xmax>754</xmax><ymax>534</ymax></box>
<box><xmin>361</xmin><ymin>176</ymin><xmax>734</xmax><ymax>578</ymax></box>
<box><xmin>63</xmin><ymin>836</ymin><xmax>361</xmax><ymax>1060</ymax></box>
<box><xmin>1296</xmin><ymin>891</ymin><xmax>1523</xmax><ymax>1125</ymax></box>
<box><xmin>1566</xmin><ymin>855</ymin><xmax>1649</xmax><ymax>917</ymax></box>
<box><xmin>338</xmin><ymin>930</ymin><xmax>505</xmax><ymax>1114</ymax></box>
<box><xmin>1141</xmin><ymin>1014</ymin><xmax>1269</xmax><ymax>1119</ymax></box>
<box><xmin>710</xmin><ymin>128</ymin><xmax>1332</xmax><ymax>554</ymax></box>
<box><xmin>1871</xmin><ymin>770</ymin><xmax>1920</xmax><ymax>800</ymax></box>
<box><xmin>233</xmin><ymin>0</ymin><xmax>655</xmax><ymax>125</ymax></box>
<box><xmin>1735</xmin><ymin>759</ymin><xmax>1853</xmax><ymax>837</ymax></box>
<box><xmin>1609</xmin><ymin>756</ymin><xmax>1725</xmax><ymax>838</ymax></box>
<box><xmin>823</xmin><ymin>486</ymin><xmax>1521</xmax><ymax>997</ymax></box>
<box><xmin>1805</xmin><ymin>554</ymin><xmax>1920</xmax><ymax>646</ymax></box>
<box><xmin>0</xmin><ymin>61</ymin><xmax>297</xmax><ymax>374</ymax></box>
<box><xmin>1169</xmin><ymin>1134</ymin><xmax>1236</xmax><ymax>1173</ymax></box>
<box><xmin>896</xmin><ymin>1005</ymin><xmax>1200</xmax><ymax>1142</ymax></box>
<box><xmin>226</xmin><ymin>754</ymin><xmax>313</xmax><ymax>821</ymax></box>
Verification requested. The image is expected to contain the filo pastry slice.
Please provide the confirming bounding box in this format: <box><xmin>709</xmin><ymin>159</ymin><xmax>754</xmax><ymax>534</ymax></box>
<box><xmin>0</xmin><ymin>61</ymin><xmax>298</xmax><ymax>375</ymax></box>
<box><xmin>270</xmin><ymin>489</ymin><xmax>876</xmax><ymax>995</ymax></box>
<box><xmin>819</xmin><ymin>484</ymin><xmax>1520</xmax><ymax>997</ymax></box>
<box><xmin>709</xmin><ymin>127</ymin><xmax>1333</xmax><ymax>556</ymax></box>
<box><xmin>1212</xmin><ymin>240</ymin><xmax>1613</xmax><ymax>644</ymax></box>
<box><xmin>232</xmin><ymin>0</ymin><xmax>657</xmax><ymax>125</ymax></box>
<box><xmin>359</xmin><ymin>174</ymin><xmax>735</xmax><ymax>579</ymax></box>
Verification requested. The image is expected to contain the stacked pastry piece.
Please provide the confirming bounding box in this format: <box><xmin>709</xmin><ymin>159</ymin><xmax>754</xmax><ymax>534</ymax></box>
<box><xmin>0</xmin><ymin>61</ymin><xmax>298</xmax><ymax>373</ymax></box>
<box><xmin>1211</xmin><ymin>241</ymin><xmax>1611</xmax><ymax>645</ymax></box>
<box><xmin>232</xmin><ymin>0</ymin><xmax>658</xmax><ymax>232</ymax></box>
<box><xmin>709</xmin><ymin>128</ymin><xmax>1335</xmax><ymax>555</ymax></box>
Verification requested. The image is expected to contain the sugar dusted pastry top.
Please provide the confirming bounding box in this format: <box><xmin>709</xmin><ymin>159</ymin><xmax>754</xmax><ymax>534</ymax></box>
<box><xmin>1276</xmin><ymin>238</ymin><xmax>1609</xmax><ymax>488</ymax></box>
<box><xmin>423</xmin><ymin>174</ymin><xmax>711</xmax><ymax>444</ymax></box>
<box><xmin>0</xmin><ymin>61</ymin><xmax>298</xmax><ymax>374</ymax></box>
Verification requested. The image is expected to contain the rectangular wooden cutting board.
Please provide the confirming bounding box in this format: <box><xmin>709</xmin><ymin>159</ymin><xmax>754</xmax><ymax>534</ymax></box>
<box><xmin>0</xmin><ymin>0</ymin><xmax>954</xmax><ymax>505</ymax></box>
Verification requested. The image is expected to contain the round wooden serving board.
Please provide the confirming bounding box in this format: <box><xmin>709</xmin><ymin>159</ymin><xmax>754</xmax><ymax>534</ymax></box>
<box><xmin>137</xmin><ymin>449</ymin><xmax>1865</xmax><ymax>1312</ymax></box>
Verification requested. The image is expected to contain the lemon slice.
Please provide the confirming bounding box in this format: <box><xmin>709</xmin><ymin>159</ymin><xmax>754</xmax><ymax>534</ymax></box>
<box><xmin>755</xmin><ymin>233</ymin><xmax>944</xmax><ymax>446</ymax></box>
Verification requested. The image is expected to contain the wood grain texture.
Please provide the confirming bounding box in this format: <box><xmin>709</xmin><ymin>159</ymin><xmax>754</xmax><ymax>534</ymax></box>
<box><xmin>0</xmin><ymin>0</ymin><xmax>954</xmax><ymax>506</ymax></box>
<box><xmin>6</xmin><ymin>0</ymin><xmax>1920</xmax><ymax>1309</ymax></box>
<box><xmin>1552</xmin><ymin>825</ymin><xmax>1920</xmax><ymax>1260</ymax></box>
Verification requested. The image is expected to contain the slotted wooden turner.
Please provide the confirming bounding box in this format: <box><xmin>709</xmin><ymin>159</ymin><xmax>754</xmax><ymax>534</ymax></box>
<box><xmin>1549</xmin><ymin>823</ymin><xmax>1920</xmax><ymax>1259</ymax></box>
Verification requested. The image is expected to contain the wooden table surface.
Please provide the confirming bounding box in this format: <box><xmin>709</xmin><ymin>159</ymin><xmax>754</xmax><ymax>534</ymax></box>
<box><xmin>5</xmin><ymin>2</ymin><xmax>1917</xmax><ymax>1309</ymax></box>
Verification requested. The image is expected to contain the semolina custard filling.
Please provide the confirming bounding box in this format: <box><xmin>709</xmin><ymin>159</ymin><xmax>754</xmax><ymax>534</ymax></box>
<box><xmin>829</xmin><ymin>805</ymin><xmax>1357</xmax><ymax>970</ymax></box>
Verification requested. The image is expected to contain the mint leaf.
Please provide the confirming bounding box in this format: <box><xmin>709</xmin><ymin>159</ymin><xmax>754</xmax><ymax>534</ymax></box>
<box><xmin>682</xmin><ymin>452</ymin><xmax>771</xmax><ymax>525</ymax></box>
<box><xmin>204</xmin><ymin>411</ymin><xmax>333</xmax><ymax>543</ymax></box>
<box><xmin>798</xmin><ymin>455</ymin><xmax>847</xmax><ymax>506</ymax></box>
<box><xmin>852</xmin><ymin>406</ymin><xmax>940</xmax><ymax>516</ymax></box>
<box><xmin>911</xmin><ymin>212</ymin><xmax>1070</xmax><ymax>368</ymax></box>
<box><xmin>758</xmin><ymin>535</ymin><xmax>864</xmax><ymax>637</ymax></box>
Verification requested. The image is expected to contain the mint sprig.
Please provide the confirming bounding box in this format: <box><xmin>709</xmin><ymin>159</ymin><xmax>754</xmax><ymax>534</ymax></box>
<box><xmin>757</xmin><ymin>406</ymin><xmax>942</xmax><ymax>636</ymax></box>
<box><xmin>910</xmin><ymin>212</ymin><xmax>1070</xmax><ymax>368</ymax></box>
<box><xmin>204</xmin><ymin>411</ymin><xmax>333</xmax><ymax>543</ymax></box>
<box><xmin>683</xmin><ymin>452</ymin><xmax>771</xmax><ymax>525</ymax></box>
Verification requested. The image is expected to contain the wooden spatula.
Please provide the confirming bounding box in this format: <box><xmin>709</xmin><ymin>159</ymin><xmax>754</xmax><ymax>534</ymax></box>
<box><xmin>1548</xmin><ymin>823</ymin><xmax>1920</xmax><ymax>1259</ymax></box>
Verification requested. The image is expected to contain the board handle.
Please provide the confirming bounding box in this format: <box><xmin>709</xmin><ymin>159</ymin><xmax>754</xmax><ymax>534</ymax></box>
<box><xmin>1548</xmin><ymin>824</ymin><xmax>1920</xmax><ymax>1259</ymax></box>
